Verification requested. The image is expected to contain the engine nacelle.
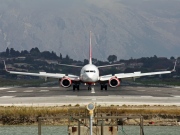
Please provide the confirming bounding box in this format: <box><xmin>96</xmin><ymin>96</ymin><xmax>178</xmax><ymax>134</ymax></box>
<box><xmin>59</xmin><ymin>77</ymin><xmax>72</xmax><ymax>88</ymax></box>
<box><xmin>109</xmin><ymin>77</ymin><xmax>120</xmax><ymax>87</ymax></box>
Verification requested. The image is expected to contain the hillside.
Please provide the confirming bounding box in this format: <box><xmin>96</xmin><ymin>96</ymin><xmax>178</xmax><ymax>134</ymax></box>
<box><xmin>0</xmin><ymin>0</ymin><xmax>180</xmax><ymax>60</ymax></box>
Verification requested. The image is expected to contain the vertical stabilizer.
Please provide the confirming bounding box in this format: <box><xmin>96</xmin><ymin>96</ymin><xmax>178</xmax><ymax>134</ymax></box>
<box><xmin>89</xmin><ymin>31</ymin><xmax>92</xmax><ymax>64</ymax></box>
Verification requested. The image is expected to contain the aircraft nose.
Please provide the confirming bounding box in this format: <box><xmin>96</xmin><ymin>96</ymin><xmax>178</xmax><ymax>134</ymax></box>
<box><xmin>86</xmin><ymin>73</ymin><xmax>94</xmax><ymax>81</ymax></box>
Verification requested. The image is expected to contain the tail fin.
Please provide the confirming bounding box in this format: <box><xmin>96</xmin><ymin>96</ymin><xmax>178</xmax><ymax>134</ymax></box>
<box><xmin>89</xmin><ymin>31</ymin><xmax>92</xmax><ymax>64</ymax></box>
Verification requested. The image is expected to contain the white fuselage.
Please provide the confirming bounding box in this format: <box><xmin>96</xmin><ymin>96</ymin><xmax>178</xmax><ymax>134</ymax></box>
<box><xmin>80</xmin><ymin>64</ymin><xmax>99</xmax><ymax>83</ymax></box>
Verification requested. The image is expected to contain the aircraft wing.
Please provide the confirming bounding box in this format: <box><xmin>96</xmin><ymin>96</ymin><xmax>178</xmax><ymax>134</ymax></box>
<box><xmin>3</xmin><ymin>61</ymin><xmax>79</xmax><ymax>80</ymax></box>
<box><xmin>97</xmin><ymin>63</ymin><xmax>124</xmax><ymax>68</ymax></box>
<box><xmin>100</xmin><ymin>59</ymin><xmax>177</xmax><ymax>81</ymax></box>
<box><xmin>99</xmin><ymin>71</ymin><xmax>172</xmax><ymax>81</ymax></box>
<box><xmin>7</xmin><ymin>70</ymin><xmax>66</xmax><ymax>79</ymax></box>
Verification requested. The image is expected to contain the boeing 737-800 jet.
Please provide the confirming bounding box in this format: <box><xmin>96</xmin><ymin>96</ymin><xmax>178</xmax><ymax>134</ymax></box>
<box><xmin>4</xmin><ymin>32</ymin><xmax>177</xmax><ymax>91</ymax></box>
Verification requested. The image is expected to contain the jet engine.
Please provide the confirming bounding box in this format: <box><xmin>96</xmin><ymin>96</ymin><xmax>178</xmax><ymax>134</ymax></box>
<box><xmin>59</xmin><ymin>77</ymin><xmax>72</xmax><ymax>88</ymax></box>
<box><xmin>109</xmin><ymin>77</ymin><xmax>120</xmax><ymax>87</ymax></box>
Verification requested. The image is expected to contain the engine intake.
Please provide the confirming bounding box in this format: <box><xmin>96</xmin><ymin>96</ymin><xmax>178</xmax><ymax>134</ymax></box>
<box><xmin>109</xmin><ymin>77</ymin><xmax>120</xmax><ymax>87</ymax></box>
<box><xmin>60</xmin><ymin>77</ymin><xmax>72</xmax><ymax>88</ymax></box>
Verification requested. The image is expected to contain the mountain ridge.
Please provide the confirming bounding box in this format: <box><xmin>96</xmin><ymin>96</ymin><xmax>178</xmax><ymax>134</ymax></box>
<box><xmin>0</xmin><ymin>0</ymin><xmax>180</xmax><ymax>60</ymax></box>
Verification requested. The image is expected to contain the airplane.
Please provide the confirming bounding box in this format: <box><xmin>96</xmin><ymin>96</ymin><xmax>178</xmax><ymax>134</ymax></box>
<box><xmin>3</xmin><ymin>32</ymin><xmax>177</xmax><ymax>91</ymax></box>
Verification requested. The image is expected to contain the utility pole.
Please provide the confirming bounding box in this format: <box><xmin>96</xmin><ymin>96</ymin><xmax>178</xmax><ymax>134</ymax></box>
<box><xmin>87</xmin><ymin>103</ymin><xmax>95</xmax><ymax>135</ymax></box>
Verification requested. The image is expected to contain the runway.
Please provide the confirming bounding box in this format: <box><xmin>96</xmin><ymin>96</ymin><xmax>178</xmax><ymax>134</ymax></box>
<box><xmin>0</xmin><ymin>85</ymin><xmax>180</xmax><ymax>106</ymax></box>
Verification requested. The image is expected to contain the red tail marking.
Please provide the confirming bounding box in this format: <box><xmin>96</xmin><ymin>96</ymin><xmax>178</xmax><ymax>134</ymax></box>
<box><xmin>89</xmin><ymin>31</ymin><xmax>92</xmax><ymax>64</ymax></box>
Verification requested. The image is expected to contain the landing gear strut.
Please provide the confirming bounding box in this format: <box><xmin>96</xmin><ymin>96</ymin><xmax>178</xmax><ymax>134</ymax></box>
<box><xmin>101</xmin><ymin>84</ymin><xmax>107</xmax><ymax>90</ymax></box>
<box><xmin>73</xmin><ymin>84</ymin><xmax>79</xmax><ymax>91</ymax></box>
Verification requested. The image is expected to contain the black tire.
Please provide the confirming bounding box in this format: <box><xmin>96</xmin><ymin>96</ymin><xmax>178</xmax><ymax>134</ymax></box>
<box><xmin>101</xmin><ymin>85</ymin><xmax>103</xmax><ymax>90</ymax></box>
<box><xmin>105</xmin><ymin>85</ymin><xmax>107</xmax><ymax>90</ymax></box>
<box><xmin>77</xmin><ymin>85</ymin><xmax>79</xmax><ymax>91</ymax></box>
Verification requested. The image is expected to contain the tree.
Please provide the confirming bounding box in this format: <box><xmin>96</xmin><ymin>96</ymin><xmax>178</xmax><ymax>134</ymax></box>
<box><xmin>21</xmin><ymin>50</ymin><xmax>29</xmax><ymax>55</ymax></box>
<box><xmin>6</xmin><ymin>48</ymin><xmax>9</xmax><ymax>56</ymax></box>
<box><xmin>107</xmin><ymin>55</ymin><xmax>117</xmax><ymax>63</ymax></box>
<box><xmin>65</xmin><ymin>55</ymin><xmax>70</xmax><ymax>61</ymax></box>
<box><xmin>9</xmin><ymin>48</ymin><xmax>20</xmax><ymax>56</ymax></box>
<box><xmin>30</xmin><ymin>47</ymin><xmax>40</xmax><ymax>56</ymax></box>
<box><xmin>170</xmin><ymin>56</ymin><xmax>175</xmax><ymax>60</ymax></box>
<box><xmin>84</xmin><ymin>59</ymin><xmax>89</xmax><ymax>65</ymax></box>
<box><xmin>59</xmin><ymin>53</ymin><xmax>62</xmax><ymax>60</ymax></box>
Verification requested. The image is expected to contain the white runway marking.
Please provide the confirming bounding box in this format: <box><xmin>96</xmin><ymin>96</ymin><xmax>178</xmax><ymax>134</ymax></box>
<box><xmin>174</xmin><ymin>87</ymin><xmax>180</xmax><ymax>89</ymax></box>
<box><xmin>172</xmin><ymin>96</ymin><xmax>180</xmax><ymax>98</ymax></box>
<box><xmin>0</xmin><ymin>88</ymin><xmax>11</xmax><ymax>90</ymax></box>
<box><xmin>24</xmin><ymin>90</ymin><xmax>33</xmax><ymax>93</ymax></box>
<box><xmin>40</xmin><ymin>90</ymin><xmax>49</xmax><ymax>92</ymax></box>
<box><xmin>91</xmin><ymin>88</ymin><xmax>95</xmax><ymax>93</ymax></box>
<box><xmin>0</xmin><ymin>96</ymin><xmax>14</xmax><ymax>98</ymax></box>
<box><xmin>7</xmin><ymin>91</ymin><xmax>16</xmax><ymax>93</ymax></box>
<box><xmin>52</xmin><ymin>87</ymin><xmax>59</xmax><ymax>88</ymax></box>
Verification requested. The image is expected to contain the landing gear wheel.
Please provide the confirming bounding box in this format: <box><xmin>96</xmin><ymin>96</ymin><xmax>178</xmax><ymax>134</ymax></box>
<box><xmin>101</xmin><ymin>85</ymin><xmax>107</xmax><ymax>91</ymax></box>
<box><xmin>101</xmin><ymin>85</ymin><xmax>103</xmax><ymax>91</ymax></box>
<box><xmin>73</xmin><ymin>85</ymin><xmax>80</xmax><ymax>91</ymax></box>
<box><xmin>105</xmin><ymin>85</ymin><xmax>107</xmax><ymax>91</ymax></box>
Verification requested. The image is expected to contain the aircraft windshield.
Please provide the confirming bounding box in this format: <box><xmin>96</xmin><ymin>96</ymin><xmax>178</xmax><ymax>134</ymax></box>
<box><xmin>85</xmin><ymin>70</ymin><xmax>95</xmax><ymax>73</ymax></box>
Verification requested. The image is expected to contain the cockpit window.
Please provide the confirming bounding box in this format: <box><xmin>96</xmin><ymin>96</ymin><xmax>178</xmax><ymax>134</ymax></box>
<box><xmin>85</xmin><ymin>70</ymin><xmax>96</xmax><ymax>73</ymax></box>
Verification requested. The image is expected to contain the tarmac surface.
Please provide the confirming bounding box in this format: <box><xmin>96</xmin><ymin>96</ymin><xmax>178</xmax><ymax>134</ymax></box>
<box><xmin>0</xmin><ymin>85</ymin><xmax>180</xmax><ymax>106</ymax></box>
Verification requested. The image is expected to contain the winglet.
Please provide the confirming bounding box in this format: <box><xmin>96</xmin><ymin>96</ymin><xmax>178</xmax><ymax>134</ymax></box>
<box><xmin>3</xmin><ymin>60</ymin><xmax>9</xmax><ymax>72</ymax></box>
<box><xmin>172</xmin><ymin>59</ymin><xmax>177</xmax><ymax>72</ymax></box>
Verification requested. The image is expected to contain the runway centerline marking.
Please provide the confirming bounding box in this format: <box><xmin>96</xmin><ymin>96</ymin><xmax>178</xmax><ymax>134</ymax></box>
<box><xmin>0</xmin><ymin>88</ymin><xmax>11</xmax><ymax>90</ymax></box>
<box><xmin>0</xmin><ymin>96</ymin><xmax>15</xmax><ymax>98</ymax></box>
<box><xmin>91</xmin><ymin>88</ymin><xmax>95</xmax><ymax>94</ymax></box>
<box><xmin>24</xmin><ymin>90</ymin><xmax>33</xmax><ymax>93</ymax></box>
<box><xmin>172</xmin><ymin>96</ymin><xmax>180</xmax><ymax>98</ymax></box>
<box><xmin>40</xmin><ymin>90</ymin><xmax>49</xmax><ymax>92</ymax></box>
<box><xmin>7</xmin><ymin>91</ymin><xmax>16</xmax><ymax>93</ymax></box>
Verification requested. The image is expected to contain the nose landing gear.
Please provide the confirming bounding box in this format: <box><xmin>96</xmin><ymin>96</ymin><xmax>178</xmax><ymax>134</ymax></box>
<box><xmin>88</xmin><ymin>85</ymin><xmax>92</xmax><ymax>91</ymax></box>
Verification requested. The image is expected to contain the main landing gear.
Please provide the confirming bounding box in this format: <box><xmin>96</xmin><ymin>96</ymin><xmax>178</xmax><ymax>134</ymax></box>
<box><xmin>73</xmin><ymin>84</ymin><xmax>79</xmax><ymax>91</ymax></box>
<box><xmin>101</xmin><ymin>84</ymin><xmax>107</xmax><ymax>91</ymax></box>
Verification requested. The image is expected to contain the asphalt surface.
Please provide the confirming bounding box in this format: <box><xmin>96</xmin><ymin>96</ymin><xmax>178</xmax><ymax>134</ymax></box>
<box><xmin>0</xmin><ymin>85</ymin><xmax>180</xmax><ymax>106</ymax></box>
